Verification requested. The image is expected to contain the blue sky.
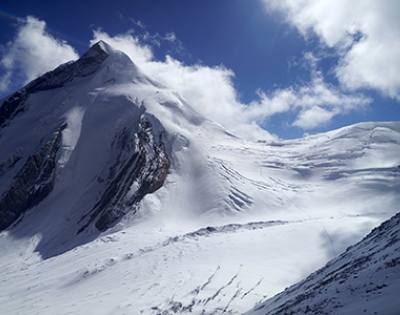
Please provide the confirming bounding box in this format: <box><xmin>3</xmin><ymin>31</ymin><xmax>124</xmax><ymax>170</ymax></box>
<box><xmin>0</xmin><ymin>0</ymin><xmax>399</xmax><ymax>139</ymax></box>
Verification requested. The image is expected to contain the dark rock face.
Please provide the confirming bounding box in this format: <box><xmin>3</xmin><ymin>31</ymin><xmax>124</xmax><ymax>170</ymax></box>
<box><xmin>0</xmin><ymin>124</ymin><xmax>65</xmax><ymax>231</ymax></box>
<box><xmin>0</xmin><ymin>91</ymin><xmax>28</xmax><ymax>129</ymax></box>
<box><xmin>0</xmin><ymin>42</ymin><xmax>109</xmax><ymax>130</ymax></box>
<box><xmin>25</xmin><ymin>42</ymin><xmax>109</xmax><ymax>93</ymax></box>
<box><xmin>0</xmin><ymin>42</ymin><xmax>112</xmax><ymax>230</ymax></box>
<box><xmin>79</xmin><ymin>114</ymin><xmax>169</xmax><ymax>232</ymax></box>
<box><xmin>0</xmin><ymin>41</ymin><xmax>171</xmax><ymax>247</ymax></box>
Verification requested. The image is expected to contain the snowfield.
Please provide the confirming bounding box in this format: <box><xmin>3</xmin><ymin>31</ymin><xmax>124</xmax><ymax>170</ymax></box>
<box><xmin>0</xmin><ymin>42</ymin><xmax>399</xmax><ymax>314</ymax></box>
<box><xmin>247</xmin><ymin>212</ymin><xmax>400</xmax><ymax>315</ymax></box>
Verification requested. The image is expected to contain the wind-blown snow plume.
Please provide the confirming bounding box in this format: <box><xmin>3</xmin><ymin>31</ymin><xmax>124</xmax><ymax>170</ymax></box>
<box><xmin>0</xmin><ymin>39</ymin><xmax>399</xmax><ymax>315</ymax></box>
<box><xmin>90</xmin><ymin>30</ymin><xmax>270</xmax><ymax>139</ymax></box>
<box><xmin>0</xmin><ymin>15</ymin><xmax>373</xmax><ymax>135</ymax></box>
<box><xmin>91</xmin><ymin>30</ymin><xmax>370</xmax><ymax>133</ymax></box>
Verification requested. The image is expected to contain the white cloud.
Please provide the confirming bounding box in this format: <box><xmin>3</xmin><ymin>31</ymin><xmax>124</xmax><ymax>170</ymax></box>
<box><xmin>164</xmin><ymin>32</ymin><xmax>177</xmax><ymax>42</ymax></box>
<box><xmin>0</xmin><ymin>16</ymin><xmax>78</xmax><ymax>92</ymax></box>
<box><xmin>91</xmin><ymin>30</ymin><xmax>269</xmax><ymax>139</ymax></box>
<box><xmin>262</xmin><ymin>0</ymin><xmax>400</xmax><ymax>99</ymax></box>
<box><xmin>0</xmin><ymin>17</ymin><xmax>373</xmax><ymax>138</ymax></box>
<box><xmin>245</xmin><ymin>56</ymin><xmax>370</xmax><ymax>129</ymax></box>
<box><xmin>293</xmin><ymin>106</ymin><xmax>335</xmax><ymax>129</ymax></box>
<box><xmin>0</xmin><ymin>72</ymin><xmax>11</xmax><ymax>93</ymax></box>
<box><xmin>91</xmin><ymin>30</ymin><xmax>370</xmax><ymax>134</ymax></box>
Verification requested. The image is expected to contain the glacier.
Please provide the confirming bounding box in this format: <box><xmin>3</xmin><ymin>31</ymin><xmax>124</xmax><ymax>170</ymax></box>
<box><xmin>0</xmin><ymin>41</ymin><xmax>399</xmax><ymax>314</ymax></box>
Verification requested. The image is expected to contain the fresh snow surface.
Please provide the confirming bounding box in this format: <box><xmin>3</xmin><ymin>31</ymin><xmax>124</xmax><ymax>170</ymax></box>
<box><xmin>246</xmin><ymin>212</ymin><xmax>400</xmax><ymax>315</ymax></box>
<box><xmin>0</xmin><ymin>42</ymin><xmax>400</xmax><ymax>314</ymax></box>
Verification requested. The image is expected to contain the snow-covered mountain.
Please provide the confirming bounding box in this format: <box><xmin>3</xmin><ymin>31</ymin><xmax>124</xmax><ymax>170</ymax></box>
<box><xmin>0</xmin><ymin>42</ymin><xmax>172</xmax><ymax>257</ymax></box>
<box><xmin>0</xmin><ymin>41</ymin><xmax>399</xmax><ymax>314</ymax></box>
<box><xmin>247</xmin><ymin>211</ymin><xmax>400</xmax><ymax>315</ymax></box>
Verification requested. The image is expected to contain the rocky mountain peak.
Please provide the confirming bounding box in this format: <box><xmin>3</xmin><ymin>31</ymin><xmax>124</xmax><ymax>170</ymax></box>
<box><xmin>85</xmin><ymin>40</ymin><xmax>115</xmax><ymax>57</ymax></box>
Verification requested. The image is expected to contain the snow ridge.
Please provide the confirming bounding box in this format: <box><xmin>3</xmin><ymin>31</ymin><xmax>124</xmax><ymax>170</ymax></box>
<box><xmin>248</xmin><ymin>212</ymin><xmax>400</xmax><ymax>315</ymax></box>
<box><xmin>0</xmin><ymin>41</ymin><xmax>399</xmax><ymax>315</ymax></box>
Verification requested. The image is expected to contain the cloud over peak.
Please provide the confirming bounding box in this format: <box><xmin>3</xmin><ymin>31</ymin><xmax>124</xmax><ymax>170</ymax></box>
<box><xmin>0</xmin><ymin>16</ymin><xmax>78</xmax><ymax>93</ymax></box>
<box><xmin>0</xmin><ymin>15</ymin><xmax>376</xmax><ymax>139</ymax></box>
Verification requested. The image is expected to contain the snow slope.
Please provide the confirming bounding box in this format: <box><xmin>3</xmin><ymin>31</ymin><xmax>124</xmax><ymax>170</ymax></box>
<box><xmin>0</xmin><ymin>41</ymin><xmax>399</xmax><ymax>314</ymax></box>
<box><xmin>247</xmin><ymin>212</ymin><xmax>400</xmax><ymax>315</ymax></box>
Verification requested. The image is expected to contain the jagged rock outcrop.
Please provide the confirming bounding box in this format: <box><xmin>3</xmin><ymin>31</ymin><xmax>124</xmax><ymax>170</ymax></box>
<box><xmin>0</xmin><ymin>124</ymin><xmax>65</xmax><ymax>230</ymax></box>
<box><xmin>0</xmin><ymin>91</ymin><xmax>28</xmax><ymax>130</ymax></box>
<box><xmin>24</xmin><ymin>41</ymin><xmax>109</xmax><ymax>92</ymax></box>
<box><xmin>79</xmin><ymin>114</ymin><xmax>169</xmax><ymax>232</ymax></box>
<box><xmin>0</xmin><ymin>41</ymin><xmax>171</xmax><ymax>237</ymax></box>
<box><xmin>0</xmin><ymin>41</ymin><xmax>108</xmax><ymax>130</ymax></box>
